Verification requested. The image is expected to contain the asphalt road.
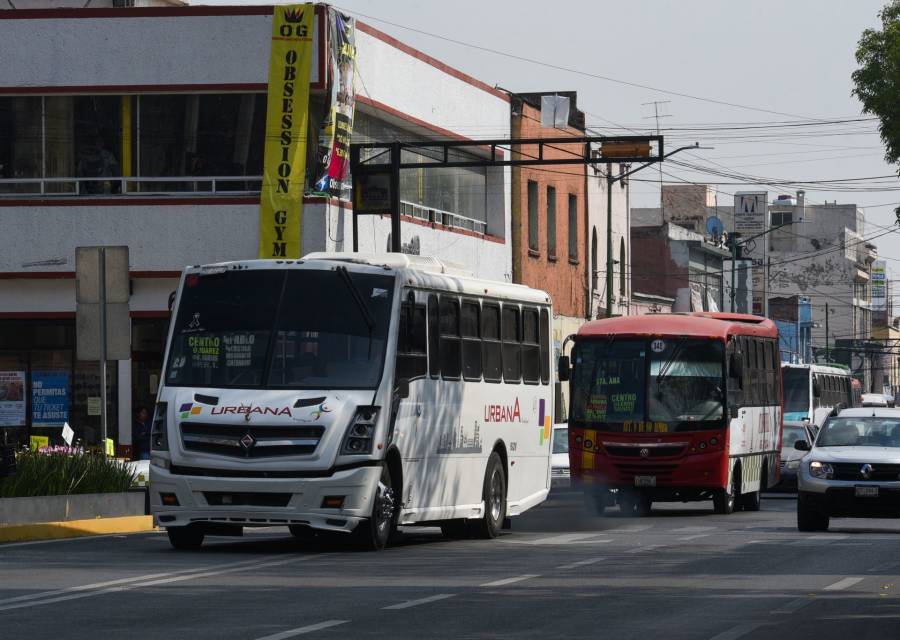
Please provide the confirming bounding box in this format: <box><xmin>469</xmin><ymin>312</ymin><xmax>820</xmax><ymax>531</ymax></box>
<box><xmin>3</xmin><ymin>492</ymin><xmax>900</xmax><ymax>639</ymax></box>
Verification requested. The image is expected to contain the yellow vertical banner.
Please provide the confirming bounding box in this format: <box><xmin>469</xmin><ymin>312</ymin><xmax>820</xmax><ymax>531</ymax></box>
<box><xmin>258</xmin><ymin>3</ymin><xmax>315</xmax><ymax>259</ymax></box>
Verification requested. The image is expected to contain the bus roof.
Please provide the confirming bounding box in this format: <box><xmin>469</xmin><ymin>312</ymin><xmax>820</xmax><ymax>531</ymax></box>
<box><xmin>576</xmin><ymin>312</ymin><xmax>777</xmax><ymax>340</ymax></box>
<box><xmin>782</xmin><ymin>363</ymin><xmax>853</xmax><ymax>376</ymax></box>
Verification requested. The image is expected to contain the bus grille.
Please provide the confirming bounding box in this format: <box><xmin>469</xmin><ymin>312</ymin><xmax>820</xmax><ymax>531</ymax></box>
<box><xmin>611</xmin><ymin>463</ymin><xmax>678</xmax><ymax>480</ymax></box>
<box><xmin>180</xmin><ymin>422</ymin><xmax>324</xmax><ymax>458</ymax></box>
<box><xmin>604</xmin><ymin>444</ymin><xmax>685</xmax><ymax>458</ymax></box>
<box><xmin>832</xmin><ymin>462</ymin><xmax>900</xmax><ymax>482</ymax></box>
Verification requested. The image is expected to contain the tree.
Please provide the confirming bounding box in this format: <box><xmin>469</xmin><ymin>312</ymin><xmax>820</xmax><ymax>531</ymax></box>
<box><xmin>852</xmin><ymin>0</ymin><xmax>900</xmax><ymax>221</ymax></box>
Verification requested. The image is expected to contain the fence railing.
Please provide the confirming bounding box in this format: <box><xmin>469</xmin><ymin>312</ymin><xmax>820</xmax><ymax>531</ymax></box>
<box><xmin>399</xmin><ymin>200</ymin><xmax>488</xmax><ymax>235</ymax></box>
<box><xmin>0</xmin><ymin>176</ymin><xmax>264</xmax><ymax>197</ymax></box>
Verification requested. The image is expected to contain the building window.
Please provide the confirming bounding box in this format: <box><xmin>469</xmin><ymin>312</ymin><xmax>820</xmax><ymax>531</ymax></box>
<box><xmin>547</xmin><ymin>186</ymin><xmax>557</xmax><ymax>259</ymax></box>
<box><xmin>527</xmin><ymin>180</ymin><xmax>539</xmax><ymax>252</ymax></box>
<box><xmin>568</xmin><ymin>194</ymin><xmax>578</xmax><ymax>262</ymax></box>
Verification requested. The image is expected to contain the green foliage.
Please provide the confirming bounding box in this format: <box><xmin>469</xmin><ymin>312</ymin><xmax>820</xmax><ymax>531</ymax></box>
<box><xmin>852</xmin><ymin>1</ymin><xmax>900</xmax><ymax>167</ymax></box>
<box><xmin>0</xmin><ymin>451</ymin><xmax>136</xmax><ymax>498</ymax></box>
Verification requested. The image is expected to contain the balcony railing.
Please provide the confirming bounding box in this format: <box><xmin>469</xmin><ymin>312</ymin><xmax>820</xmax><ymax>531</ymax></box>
<box><xmin>399</xmin><ymin>200</ymin><xmax>488</xmax><ymax>235</ymax></box>
<box><xmin>0</xmin><ymin>176</ymin><xmax>264</xmax><ymax>197</ymax></box>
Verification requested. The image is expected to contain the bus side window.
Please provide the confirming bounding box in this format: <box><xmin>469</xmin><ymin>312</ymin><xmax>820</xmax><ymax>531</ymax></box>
<box><xmin>397</xmin><ymin>299</ymin><xmax>427</xmax><ymax>381</ymax></box>
<box><xmin>764</xmin><ymin>339</ymin><xmax>774</xmax><ymax>405</ymax></box>
<box><xmin>812</xmin><ymin>374</ymin><xmax>821</xmax><ymax>408</ymax></box>
<box><xmin>428</xmin><ymin>294</ymin><xmax>440</xmax><ymax>379</ymax></box>
<box><xmin>439</xmin><ymin>297</ymin><xmax>462</xmax><ymax>380</ymax></box>
<box><xmin>502</xmin><ymin>305</ymin><xmax>521</xmax><ymax>383</ymax></box>
<box><xmin>481</xmin><ymin>303</ymin><xmax>502</xmax><ymax>383</ymax></box>
<box><xmin>522</xmin><ymin>307</ymin><xmax>541</xmax><ymax>384</ymax></box>
<box><xmin>727</xmin><ymin>337</ymin><xmax>744</xmax><ymax>410</ymax></box>
<box><xmin>772</xmin><ymin>342</ymin><xmax>782</xmax><ymax>404</ymax></box>
<box><xmin>748</xmin><ymin>339</ymin><xmax>758</xmax><ymax>406</ymax></box>
<box><xmin>539</xmin><ymin>308</ymin><xmax>550</xmax><ymax>385</ymax></box>
<box><xmin>461</xmin><ymin>300</ymin><xmax>482</xmax><ymax>382</ymax></box>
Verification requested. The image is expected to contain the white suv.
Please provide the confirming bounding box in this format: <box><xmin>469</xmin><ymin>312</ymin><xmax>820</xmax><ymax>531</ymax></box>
<box><xmin>796</xmin><ymin>407</ymin><xmax>900</xmax><ymax>531</ymax></box>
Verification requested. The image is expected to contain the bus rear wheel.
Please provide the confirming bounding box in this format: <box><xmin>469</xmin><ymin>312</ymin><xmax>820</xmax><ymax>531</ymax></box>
<box><xmin>472</xmin><ymin>452</ymin><xmax>506</xmax><ymax>539</ymax></box>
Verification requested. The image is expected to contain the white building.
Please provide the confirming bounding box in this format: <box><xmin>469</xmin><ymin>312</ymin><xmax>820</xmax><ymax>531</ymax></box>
<box><xmin>0</xmin><ymin>3</ymin><xmax>512</xmax><ymax>448</ymax></box>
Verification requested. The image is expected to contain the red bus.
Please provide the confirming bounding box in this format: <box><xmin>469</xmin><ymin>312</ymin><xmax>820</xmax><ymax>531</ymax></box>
<box><xmin>560</xmin><ymin>312</ymin><xmax>782</xmax><ymax>515</ymax></box>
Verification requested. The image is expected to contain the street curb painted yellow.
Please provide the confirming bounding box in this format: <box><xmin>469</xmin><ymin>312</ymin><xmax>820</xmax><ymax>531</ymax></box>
<box><xmin>0</xmin><ymin>515</ymin><xmax>155</xmax><ymax>543</ymax></box>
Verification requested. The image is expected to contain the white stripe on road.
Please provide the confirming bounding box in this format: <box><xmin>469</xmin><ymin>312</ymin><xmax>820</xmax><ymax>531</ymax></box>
<box><xmin>824</xmin><ymin>577</ymin><xmax>864</xmax><ymax>591</ymax></box>
<box><xmin>558</xmin><ymin>557</ymin><xmax>605</xmax><ymax>570</ymax></box>
<box><xmin>677</xmin><ymin>534</ymin><xmax>710</xmax><ymax>541</ymax></box>
<box><xmin>708</xmin><ymin>623</ymin><xmax>768</xmax><ymax>640</ymax></box>
<box><xmin>0</xmin><ymin>531</ymin><xmax>163</xmax><ymax>549</ymax></box>
<box><xmin>771</xmin><ymin>597</ymin><xmax>813</xmax><ymax>614</ymax></box>
<box><xmin>382</xmin><ymin>594</ymin><xmax>455</xmax><ymax>610</ymax></box>
<box><xmin>0</xmin><ymin>554</ymin><xmax>328</xmax><ymax>612</ymax></box>
<box><xmin>626</xmin><ymin>544</ymin><xmax>661</xmax><ymax>554</ymax></box>
<box><xmin>480</xmin><ymin>574</ymin><xmax>539</xmax><ymax>587</ymax></box>
<box><xmin>528</xmin><ymin>533</ymin><xmax>609</xmax><ymax>545</ymax></box>
<box><xmin>790</xmin><ymin>535</ymin><xmax>848</xmax><ymax>546</ymax></box>
<box><xmin>254</xmin><ymin>620</ymin><xmax>349</xmax><ymax>640</ymax></box>
<box><xmin>672</xmin><ymin>526</ymin><xmax>716</xmax><ymax>533</ymax></box>
<box><xmin>605</xmin><ymin>525</ymin><xmax>652</xmax><ymax>533</ymax></box>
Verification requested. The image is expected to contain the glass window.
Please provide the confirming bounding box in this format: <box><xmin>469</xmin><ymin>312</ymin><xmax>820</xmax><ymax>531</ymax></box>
<box><xmin>439</xmin><ymin>297</ymin><xmax>462</xmax><ymax>379</ymax></box>
<box><xmin>428</xmin><ymin>294</ymin><xmax>440</xmax><ymax>378</ymax></box>
<box><xmin>482</xmin><ymin>303</ymin><xmax>502</xmax><ymax>383</ymax></box>
<box><xmin>0</xmin><ymin>97</ymin><xmax>42</xmax><ymax>194</ymax></box>
<box><xmin>570</xmin><ymin>339</ymin><xmax>646</xmax><ymax>425</ymax></box>
<box><xmin>547</xmin><ymin>186</ymin><xmax>556</xmax><ymax>259</ymax></box>
<box><xmin>540</xmin><ymin>308</ymin><xmax>550</xmax><ymax>385</ymax></box>
<box><xmin>552</xmin><ymin>426</ymin><xmax>569</xmax><ymax>454</ymax></box>
<box><xmin>649</xmin><ymin>338</ymin><xmax>725</xmax><ymax>424</ymax></box>
<box><xmin>527</xmin><ymin>180</ymin><xmax>539</xmax><ymax>252</ymax></box>
<box><xmin>461</xmin><ymin>300</ymin><xmax>482</xmax><ymax>381</ymax></box>
<box><xmin>783</xmin><ymin>368</ymin><xmax>810</xmax><ymax>414</ymax></box>
<box><xmin>817</xmin><ymin>417</ymin><xmax>900</xmax><ymax>447</ymax></box>
<box><xmin>568</xmin><ymin>194</ymin><xmax>578</xmax><ymax>261</ymax></box>
<box><xmin>397</xmin><ymin>301</ymin><xmax>427</xmax><ymax>381</ymax></box>
<box><xmin>522</xmin><ymin>307</ymin><xmax>540</xmax><ymax>384</ymax></box>
<box><xmin>502</xmin><ymin>305</ymin><xmax>521</xmax><ymax>382</ymax></box>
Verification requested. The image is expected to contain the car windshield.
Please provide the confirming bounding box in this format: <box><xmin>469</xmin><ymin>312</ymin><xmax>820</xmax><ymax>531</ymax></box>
<box><xmin>165</xmin><ymin>268</ymin><xmax>395</xmax><ymax>389</ymax></box>
<box><xmin>782</xmin><ymin>425</ymin><xmax>809</xmax><ymax>449</ymax></box>
<box><xmin>783</xmin><ymin>367</ymin><xmax>810</xmax><ymax>414</ymax></box>
<box><xmin>816</xmin><ymin>417</ymin><xmax>900</xmax><ymax>447</ymax></box>
<box><xmin>552</xmin><ymin>428</ymin><xmax>568</xmax><ymax>454</ymax></box>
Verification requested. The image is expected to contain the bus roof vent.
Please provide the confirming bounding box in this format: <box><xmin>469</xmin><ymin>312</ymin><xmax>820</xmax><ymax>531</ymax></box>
<box><xmin>301</xmin><ymin>252</ymin><xmax>473</xmax><ymax>277</ymax></box>
<box><xmin>691</xmin><ymin>312</ymin><xmax>765</xmax><ymax>324</ymax></box>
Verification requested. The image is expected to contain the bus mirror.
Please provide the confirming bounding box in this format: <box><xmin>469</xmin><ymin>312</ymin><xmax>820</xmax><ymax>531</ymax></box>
<box><xmin>558</xmin><ymin>356</ymin><xmax>571</xmax><ymax>382</ymax></box>
<box><xmin>395</xmin><ymin>378</ymin><xmax>410</xmax><ymax>399</ymax></box>
<box><xmin>729</xmin><ymin>352</ymin><xmax>743</xmax><ymax>379</ymax></box>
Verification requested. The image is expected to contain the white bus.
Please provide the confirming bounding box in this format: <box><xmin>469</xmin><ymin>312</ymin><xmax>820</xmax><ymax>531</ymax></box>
<box><xmin>782</xmin><ymin>363</ymin><xmax>855</xmax><ymax>424</ymax></box>
<box><xmin>150</xmin><ymin>253</ymin><xmax>554</xmax><ymax>550</ymax></box>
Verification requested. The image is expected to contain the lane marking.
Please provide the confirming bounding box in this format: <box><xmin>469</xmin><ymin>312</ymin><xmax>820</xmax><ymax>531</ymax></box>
<box><xmin>824</xmin><ymin>577</ymin><xmax>864</xmax><ymax>591</ymax></box>
<box><xmin>0</xmin><ymin>531</ymin><xmax>163</xmax><ymax>549</ymax></box>
<box><xmin>605</xmin><ymin>525</ymin><xmax>652</xmax><ymax>533</ymax></box>
<box><xmin>708</xmin><ymin>622</ymin><xmax>769</xmax><ymax>640</ymax></box>
<box><xmin>480</xmin><ymin>574</ymin><xmax>539</xmax><ymax>587</ymax></box>
<box><xmin>790</xmin><ymin>535</ymin><xmax>849</xmax><ymax>546</ymax></box>
<box><xmin>0</xmin><ymin>554</ymin><xmax>329</xmax><ymax>612</ymax></box>
<box><xmin>771</xmin><ymin>597</ymin><xmax>813</xmax><ymax>614</ymax></box>
<box><xmin>678</xmin><ymin>534</ymin><xmax>710</xmax><ymax>541</ymax></box>
<box><xmin>626</xmin><ymin>544</ymin><xmax>661</xmax><ymax>554</ymax></box>
<box><xmin>868</xmin><ymin>561</ymin><xmax>900</xmax><ymax>573</ymax></box>
<box><xmin>558</xmin><ymin>557</ymin><xmax>605</xmax><ymax>570</ymax></box>
<box><xmin>382</xmin><ymin>594</ymin><xmax>455</xmax><ymax>610</ymax></box>
<box><xmin>255</xmin><ymin>620</ymin><xmax>349</xmax><ymax>639</ymax></box>
<box><xmin>528</xmin><ymin>533</ymin><xmax>607</xmax><ymax>545</ymax></box>
<box><xmin>672</xmin><ymin>526</ymin><xmax>716</xmax><ymax>533</ymax></box>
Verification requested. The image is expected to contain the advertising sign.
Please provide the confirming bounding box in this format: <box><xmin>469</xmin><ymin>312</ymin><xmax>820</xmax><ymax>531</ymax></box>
<box><xmin>0</xmin><ymin>370</ymin><xmax>25</xmax><ymax>427</ymax></box>
<box><xmin>314</xmin><ymin>8</ymin><xmax>357</xmax><ymax>199</ymax></box>
<box><xmin>733</xmin><ymin>192</ymin><xmax>767</xmax><ymax>237</ymax></box>
<box><xmin>872</xmin><ymin>259</ymin><xmax>887</xmax><ymax>311</ymax></box>
<box><xmin>31</xmin><ymin>371</ymin><xmax>69</xmax><ymax>427</ymax></box>
<box><xmin>258</xmin><ymin>3</ymin><xmax>315</xmax><ymax>259</ymax></box>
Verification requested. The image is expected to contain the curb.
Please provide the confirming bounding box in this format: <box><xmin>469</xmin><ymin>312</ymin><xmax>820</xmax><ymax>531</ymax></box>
<box><xmin>0</xmin><ymin>515</ymin><xmax>156</xmax><ymax>544</ymax></box>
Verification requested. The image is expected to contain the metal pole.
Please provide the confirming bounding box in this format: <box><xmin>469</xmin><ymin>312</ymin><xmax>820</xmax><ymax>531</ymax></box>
<box><xmin>605</xmin><ymin>166</ymin><xmax>613</xmax><ymax>317</ymax></box>
<box><xmin>730</xmin><ymin>239</ymin><xmax>737</xmax><ymax>311</ymax></box>
<box><xmin>99</xmin><ymin>247</ymin><xmax>108</xmax><ymax>457</ymax></box>
<box><xmin>352</xmin><ymin>211</ymin><xmax>359</xmax><ymax>252</ymax></box>
<box><xmin>825</xmin><ymin>302</ymin><xmax>830</xmax><ymax>362</ymax></box>
<box><xmin>390</xmin><ymin>142</ymin><xmax>401</xmax><ymax>253</ymax></box>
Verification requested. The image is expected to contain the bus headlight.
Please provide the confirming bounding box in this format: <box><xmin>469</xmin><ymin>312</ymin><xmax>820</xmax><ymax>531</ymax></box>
<box><xmin>151</xmin><ymin>402</ymin><xmax>168</xmax><ymax>452</ymax></box>
<box><xmin>809</xmin><ymin>461</ymin><xmax>833</xmax><ymax>479</ymax></box>
<box><xmin>341</xmin><ymin>406</ymin><xmax>379</xmax><ymax>455</ymax></box>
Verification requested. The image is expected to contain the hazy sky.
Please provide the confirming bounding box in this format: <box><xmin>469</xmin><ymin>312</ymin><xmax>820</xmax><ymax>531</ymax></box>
<box><xmin>200</xmin><ymin>1</ymin><xmax>898</xmax><ymax>259</ymax></box>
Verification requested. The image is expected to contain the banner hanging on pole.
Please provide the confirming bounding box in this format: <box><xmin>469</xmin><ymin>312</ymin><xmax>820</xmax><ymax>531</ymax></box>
<box><xmin>258</xmin><ymin>3</ymin><xmax>315</xmax><ymax>259</ymax></box>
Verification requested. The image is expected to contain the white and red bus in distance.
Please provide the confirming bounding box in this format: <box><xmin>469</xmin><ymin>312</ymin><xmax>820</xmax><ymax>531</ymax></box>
<box><xmin>561</xmin><ymin>312</ymin><xmax>782</xmax><ymax>515</ymax></box>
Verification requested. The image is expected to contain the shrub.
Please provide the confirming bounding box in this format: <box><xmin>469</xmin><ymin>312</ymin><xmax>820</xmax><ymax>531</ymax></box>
<box><xmin>0</xmin><ymin>449</ymin><xmax>136</xmax><ymax>498</ymax></box>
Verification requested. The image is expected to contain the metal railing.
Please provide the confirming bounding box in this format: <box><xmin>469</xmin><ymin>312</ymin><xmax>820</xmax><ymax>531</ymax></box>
<box><xmin>0</xmin><ymin>176</ymin><xmax>264</xmax><ymax>197</ymax></box>
<box><xmin>399</xmin><ymin>200</ymin><xmax>488</xmax><ymax>235</ymax></box>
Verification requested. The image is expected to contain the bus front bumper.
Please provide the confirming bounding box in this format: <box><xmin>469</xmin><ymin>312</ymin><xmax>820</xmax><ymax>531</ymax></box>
<box><xmin>149</xmin><ymin>462</ymin><xmax>383</xmax><ymax>534</ymax></box>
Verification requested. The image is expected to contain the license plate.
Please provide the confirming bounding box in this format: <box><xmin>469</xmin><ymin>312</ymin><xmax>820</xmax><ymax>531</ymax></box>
<box><xmin>634</xmin><ymin>475</ymin><xmax>656</xmax><ymax>487</ymax></box>
<box><xmin>855</xmin><ymin>485</ymin><xmax>879</xmax><ymax>498</ymax></box>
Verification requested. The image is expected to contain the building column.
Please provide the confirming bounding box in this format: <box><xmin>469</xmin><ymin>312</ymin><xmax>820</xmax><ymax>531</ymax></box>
<box><xmin>118</xmin><ymin>358</ymin><xmax>132</xmax><ymax>446</ymax></box>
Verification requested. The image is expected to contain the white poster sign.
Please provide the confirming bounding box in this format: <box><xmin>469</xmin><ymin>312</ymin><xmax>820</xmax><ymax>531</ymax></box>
<box><xmin>0</xmin><ymin>370</ymin><xmax>26</xmax><ymax>426</ymax></box>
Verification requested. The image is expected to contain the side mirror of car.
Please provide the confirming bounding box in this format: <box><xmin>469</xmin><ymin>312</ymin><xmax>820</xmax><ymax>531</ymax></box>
<box><xmin>794</xmin><ymin>440</ymin><xmax>810</xmax><ymax>451</ymax></box>
<box><xmin>558</xmin><ymin>355</ymin><xmax>571</xmax><ymax>382</ymax></box>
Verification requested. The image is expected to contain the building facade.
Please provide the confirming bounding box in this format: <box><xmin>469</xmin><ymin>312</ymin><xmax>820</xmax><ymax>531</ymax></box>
<box><xmin>0</xmin><ymin>4</ymin><xmax>512</xmax><ymax>448</ymax></box>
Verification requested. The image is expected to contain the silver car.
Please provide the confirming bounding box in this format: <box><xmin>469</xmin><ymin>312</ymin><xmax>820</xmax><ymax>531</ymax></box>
<box><xmin>778</xmin><ymin>421</ymin><xmax>816</xmax><ymax>489</ymax></box>
<box><xmin>796</xmin><ymin>407</ymin><xmax>900</xmax><ymax>531</ymax></box>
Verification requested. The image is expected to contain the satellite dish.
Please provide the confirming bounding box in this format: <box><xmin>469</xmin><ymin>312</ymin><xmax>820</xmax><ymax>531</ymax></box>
<box><xmin>706</xmin><ymin>216</ymin><xmax>725</xmax><ymax>237</ymax></box>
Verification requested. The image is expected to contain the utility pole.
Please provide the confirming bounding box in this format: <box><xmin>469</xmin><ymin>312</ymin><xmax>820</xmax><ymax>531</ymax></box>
<box><xmin>825</xmin><ymin>302</ymin><xmax>830</xmax><ymax>362</ymax></box>
<box><xmin>728</xmin><ymin>220</ymin><xmax>797</xmax><ymax>311</ymax></box>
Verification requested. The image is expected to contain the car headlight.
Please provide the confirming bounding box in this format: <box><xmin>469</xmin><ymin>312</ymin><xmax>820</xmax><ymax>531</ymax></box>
<box><xmin>340</xmin><ymin>406</ymin><xmax>379</xmax><ymax>455</ymax></box>
<box><xmin>786</xmin><ymin>460</ymin><xmax>800</xmax><ymax>470</ymax></box>
<box><xmin>809</xmin><ymin>461</ymin><xmax>833</xmax><ymax>479</ymax></box>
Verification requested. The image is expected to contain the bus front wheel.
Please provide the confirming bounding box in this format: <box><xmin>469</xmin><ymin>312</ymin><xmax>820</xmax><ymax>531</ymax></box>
<box><xmin>167</xmin><ymin>525</ymin><xmax>204</xmax><ymax>551</ymax></box>
<box><xmin>714</xmin><ymin>466</ymin><xmax>740</xmax><ymax>515</ymax></box>
<box><xmin>472</xmin><ymin>452</ymin><xmax>506</xmax><ymax>539</ymax></box>
<box><xmin>354</xmin><ymin>465</ymin><xmax>397</xmax><ymax>551</ymax></box>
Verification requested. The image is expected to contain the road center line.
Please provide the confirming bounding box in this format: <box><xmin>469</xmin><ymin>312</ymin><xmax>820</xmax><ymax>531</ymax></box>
<box><xmin>528</xmin><ymin>533</ymin><xmax>607</xmax><ymax>545</ymax></box>
<box><xmin>678</xmin><ymin>534</ymin><xmax>710</xmax><ymax>541</ymax></box>
<box><xmin>382</xmin><ymin>594</ymin><xmax>455</xmax><ymax>610</ymax></box>
<box><xmin>708</xmin><ymin>622</ymin><xmax>769</xmax><ymax>640</ymax></box>
<box><xmin>558</xmin><ymin>557</ymin><xmax>606</xmax><ymax>570</ymax></box>
<box><xmin>605</xmin><ymin>525</ymin><xmax>653</xmax><ymax>533</ymax></box>
<box><xmin>254</xmin><ymin>620</ymin><xmax>349</xmax><ymax>640</ymax></box>
<box><xmin>480</xmin><ymin>574</ymin><xmax>539</xmax><ymax>587</ymax></box>
<box><xmin>824</xmin><ymin>577</ymin><xmax>864</xmax><ymax>591</ymax></box>
<box><xmin>626</xmin><ymin>544</ymin><xmax>661</xmax><ymax>554</ymax></box>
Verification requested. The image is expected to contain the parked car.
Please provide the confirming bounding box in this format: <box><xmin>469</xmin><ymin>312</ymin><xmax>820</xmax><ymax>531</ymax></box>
<box><xmin>551</xmin><ymin>424</ymin><xmax>570</xmax><ymax>489</ymax></box>
<box><xmin>861</xmin><ymin>393</ymin><xmax>889</xmax><ymax>407</ymax></box>
<box><xmin>796</xmin><ymin>407</ymin><xmax>900</xmax><ymax>531</ymax></box>
<box><xmin>778</xmin><ymin>421</ymin><xmax>816</xmax><ymax>490</ymax></box>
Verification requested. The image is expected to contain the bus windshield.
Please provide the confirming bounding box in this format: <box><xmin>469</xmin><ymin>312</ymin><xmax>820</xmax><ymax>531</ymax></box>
<box><xmin>782</xmin><ymin>368</ymin><xmax>810</xmax><ymax>414</ymax></box>
<box><xmin>570</xmin><ymin>337</ymin><xmax>725</xmax><ymax>432</ymax></box>
<box><xmin>165</xmin><ymin>269</ymin><xmax>395</xmax><ymax>390</ymax></box>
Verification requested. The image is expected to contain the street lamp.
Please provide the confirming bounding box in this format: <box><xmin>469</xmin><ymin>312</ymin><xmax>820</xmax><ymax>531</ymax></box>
<box><xmin>728</xmin><ymin>220</ymin><xmax>801</xmax><ymax>312</ymax></box>
<box><xmin>604</xmin><ymin>142</ymin><xmax>704</xmax><ymax>317</ymax></box>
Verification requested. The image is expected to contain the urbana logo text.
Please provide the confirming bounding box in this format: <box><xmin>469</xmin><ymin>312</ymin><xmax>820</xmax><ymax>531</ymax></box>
<box><xmin>211</xmin><ymin>406</ymin><xmax>292</xmax><ymax>417</ymax></box>
<box><xmin>484</xmin><ymin>398</ymin><xmax>522</xmax><ymax>423</ymax></box>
